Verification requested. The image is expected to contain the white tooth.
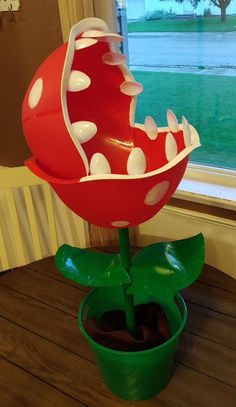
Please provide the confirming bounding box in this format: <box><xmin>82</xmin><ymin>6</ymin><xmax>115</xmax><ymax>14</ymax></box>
<box><xmin>145</xmin><ymin>116</ymin><xmax>158</xmax><ymax>140</ymax></box>
<box><xmin>102</xmin><ymin>52</ymin><xmax>127</xmax><ymax>66</ymax></box>
<box><xmin>67</xmin><ymin>70</ymin><xmax>91</xmax><ymax>92</ymax></box>
<box><xmin>165</xmin><ymin>132</ymin><xmax>178</xmax><ymax>162</ymax></box>
<box><xmin>90</xmin><ymin>153</ymin><xmax>111</xmax><ymax>175</ymax></box>
<box><xmin>97</xmin><ymin>33</ymin><xmax>123</xmax><ymax>43</ymax></box>
<box><xmin>81</xmin><ymin>30</ymin><xmax>123</xmax><ymax>43</ymax></box>
<box><xmin>120</xmin><ymin>81</ymin><xmax>143</xmax><ymax>96</ymax></box>
<box><xmin>167</xmin><ymin>109</ymin><xmax>179</xmax><ymax>132</ymax></box>
<box><xmin>71</xmin><ymin>121</ymin><xmax>97</xmax><ymax>144</ymax></box>
<box><xmin>75</xmin><ymin>38</ymin><xmax>98</xmax><ymax>50</ymax></box>
<box><xmin>189</xmin><ymin>124</ymin><xmax>200</xmax><ymax>145</ymax></box>
<box><xmin>182</xmin><ymin>116</ymin><xmax>191</xmax><ymax>147</ymax></box>
<box><xmin>127</xmin><ymin>148</ymin><xmax>146</xmax><ymax>175</ymax></box>
<box><xmin>82</xmin><ymin>30</ymin><xmax>105</xmax><ymax>38</ymax></box>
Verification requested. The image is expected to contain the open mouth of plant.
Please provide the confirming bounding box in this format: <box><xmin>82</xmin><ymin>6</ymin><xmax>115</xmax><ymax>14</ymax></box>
<box><xmin>62</xmin><ymin>18</ymin><xmax>201</xmax><ymax>182</ymax></box>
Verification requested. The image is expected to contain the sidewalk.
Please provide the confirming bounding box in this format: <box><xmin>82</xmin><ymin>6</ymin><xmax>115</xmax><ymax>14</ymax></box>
<box><xmin>130</xmin><ymin>65</ymin><xmax>236</xmax><ymax>76</ymax></box>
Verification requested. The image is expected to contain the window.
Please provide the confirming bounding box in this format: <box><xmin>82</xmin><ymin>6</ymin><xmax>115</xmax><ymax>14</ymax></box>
<box><xmin>119</xmin><ymin>0</ymin><xmax>236</xmax><ymax>172</ymax></box>
<box><xmin>116</xmin><ymin>0</ymin><xmax>236</xmax><ymax>209</ymax></box>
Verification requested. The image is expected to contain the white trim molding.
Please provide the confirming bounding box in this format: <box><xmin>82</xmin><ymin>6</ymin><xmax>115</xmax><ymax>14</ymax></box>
<box><xmin>175</xmin><ymin>164</ymin><xmax>236</xmax><ymax>211</ymax></box>
<box><xmin>137</xmin><ymin>204</ymin><xmax>236</xmax><ymax>279</ymax></box>
<box><xmin>0</xmin><ymin>166</ymin><xmax>90</xmax><ymax>272</ymax></box>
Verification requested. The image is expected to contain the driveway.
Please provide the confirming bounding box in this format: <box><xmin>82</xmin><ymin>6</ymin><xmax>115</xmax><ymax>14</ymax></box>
<box><xmin>128</xmin><ymin>32</ymin><xmax>236</xmax><ymax>75</ymax></box>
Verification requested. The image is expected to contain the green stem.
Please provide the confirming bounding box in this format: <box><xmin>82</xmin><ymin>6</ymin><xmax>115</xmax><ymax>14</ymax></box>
<box><xmin>119</xmin><ymin>228</ymin><xmax>131</xmax><ymax>270</ymax></box>
<box><xmin>119</xmin><ymin>228</ymin><xmax>137</xmax><ymax>338</ymax></box>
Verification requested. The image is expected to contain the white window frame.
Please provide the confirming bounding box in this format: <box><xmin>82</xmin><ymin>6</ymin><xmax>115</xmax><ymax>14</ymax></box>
<box><xmin>176</xmin><ymin>164</ymin><xmax>236</xmax><ymax>211</ymax></box>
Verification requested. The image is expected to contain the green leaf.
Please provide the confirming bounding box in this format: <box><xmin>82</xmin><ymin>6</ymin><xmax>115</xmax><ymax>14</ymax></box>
<box><xmin>127</xmin><ymin>234</ymin><xmax>205</xmax><ymax>297</ymax></box>
<box><xmin>55</xmin><ymin>244</ymin><xmax>131</xmax><ymax>287</ymax></box>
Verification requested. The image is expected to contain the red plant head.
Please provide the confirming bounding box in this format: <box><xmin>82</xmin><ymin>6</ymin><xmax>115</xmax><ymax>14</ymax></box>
<box><xmin>22</xmin><ymin>18</ymin><xmax>200</xmax><ymax>228</ymax></box>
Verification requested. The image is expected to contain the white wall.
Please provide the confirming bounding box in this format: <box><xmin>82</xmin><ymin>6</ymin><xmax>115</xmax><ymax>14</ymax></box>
<box><xmin>137</xmin><ymin>204</ymin><xmax>236</xmax><ymax>280</ymax></box>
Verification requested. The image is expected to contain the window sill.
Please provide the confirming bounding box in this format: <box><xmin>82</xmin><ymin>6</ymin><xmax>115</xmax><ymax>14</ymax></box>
<box><xmin>174</xmin><ymin>164</ymin><xmax>236</xmax><ymax>211</ymax></box>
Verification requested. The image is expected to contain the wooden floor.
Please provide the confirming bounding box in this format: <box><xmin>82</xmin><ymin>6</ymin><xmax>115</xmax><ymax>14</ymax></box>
<box><xmin>0</xmin><ymin>248</ymin><xmax>236</xmax><ymax>407</ymax></box>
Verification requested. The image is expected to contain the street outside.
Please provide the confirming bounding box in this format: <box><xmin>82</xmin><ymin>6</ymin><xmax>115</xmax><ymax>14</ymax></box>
<box><xmin>128</xmin><ymin>32</ymin><xmax>236</xmax><ymax>76</ymax></box>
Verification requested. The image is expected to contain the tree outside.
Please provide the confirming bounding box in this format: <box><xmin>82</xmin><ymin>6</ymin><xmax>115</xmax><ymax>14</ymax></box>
<box><xmin>176</xmin><ymin>0</ymin><xmax>232</xmax><ymax>21</ymax></box>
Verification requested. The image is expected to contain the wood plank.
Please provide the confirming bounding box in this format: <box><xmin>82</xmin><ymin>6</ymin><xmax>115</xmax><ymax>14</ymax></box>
<box><xmin>2</xmin><ymin>250</ymin><xmax>236</xmax><ymax>406</ymax></box>
<box><xmin>2</xmin><ymin>271</ymin><xmax>235</xmax><ymax>387</ymax></box>
<box><xmin>0</xmin><ymin>315</ymin><xmax>235</xmax><ymax>407</ymax></box>
<box><xmin>1</xmin><ymin>267</ymin><xmax>85</xmax><ymax>316</ymax></box>
<box><xmin>0</xmin><ymin>284</ymin><xmax>88</xmax><ymax>358</ymax></box>
<box><xmin>3</xmin><ymin>266</ymin><xmax>236</xmax><ymax>351</ymax></box>
<box><xmin>182</xmin><ymin>282</ymin><xmax>236</xmax><ymax>318</ymax></box>
<box><xmin>161</xmin><ymin>363</ymin><xmax>236</xmax><ymax>407</ymax></box>
<box><xmin>1</xmin><ymin>263</ymin><xmax>236</xmax><ymax>404</ymax></box>
<box><xmin>3</xmin><ymin>266</ymin><xmax>236</xmax><ymax>353</ymax></box>
<box><xmin>0</xmin><ymin>356</ymin><xmax>81</xmax><ymax>407</ymax></box>
<box><xmin>1</xmin><ymin>307</ymin><xmax>235</xmax><ymax>399</ymax></box>
<box><xmin>176</xmin><ymin>331</ymin><xmax>236</xmax><ymax>387</ymax></box>
<box><xmin>186</xmin><ymin>302</ymin><xmax>236</xmax><ymax>351</ymax></box>
<box><xmin>28</xmin><ymin>256</ymin><xmax>83</xmax><ymax>287</ymax></box>
<box><xmin>199</xmin><ymin>265</ymin><xmax>236</xmax><ymax>294</ymax></box>
<box><xmin>0</xmin><ymin>315</ymin><xmax>174</xmax><ymax>407</ymax></box>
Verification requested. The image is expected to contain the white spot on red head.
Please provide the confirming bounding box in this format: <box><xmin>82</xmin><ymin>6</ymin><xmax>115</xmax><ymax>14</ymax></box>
<box><xmin>111</xmin><ymin>221</ymin><xmax>130</xmax><ymax>227</ymax></box>
<box><xmin>28</xmin><ymin>78</ymin><xmax>43</xmax><ymax>109</ymax></box>
<box><xmin>144</xmin><ymin>181</ymin><xmax>170</xmax><ymax>206</ymax></box>
<box><xmin>67</xmin><ymin>70</ymin><xmax>91</xmax><ymax>92</ymax></box>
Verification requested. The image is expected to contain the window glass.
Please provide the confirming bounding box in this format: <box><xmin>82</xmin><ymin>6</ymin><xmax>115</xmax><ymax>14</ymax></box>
<box><xmin>116</xmin><ymin>0</ymin><xmax>236</xmax><ymax>170</ymax></box>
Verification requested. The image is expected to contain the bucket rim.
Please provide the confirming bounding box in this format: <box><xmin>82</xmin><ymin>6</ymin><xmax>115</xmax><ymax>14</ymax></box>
<box><xmin>78</xmin><ymin>289</ymin><xmax>187</xmax><ymax>356</ymax></box>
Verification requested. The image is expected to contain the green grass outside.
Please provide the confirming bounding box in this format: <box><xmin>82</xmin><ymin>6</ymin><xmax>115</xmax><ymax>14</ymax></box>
<box><xmin>132</xmin><ymin>70</ymin><xmax>236</xmax><ymax>169</ymax></box>
<box><xmin>128</xmin><ymin>15</ymin><xmax>236</xmax><ymax>32</ymax></box>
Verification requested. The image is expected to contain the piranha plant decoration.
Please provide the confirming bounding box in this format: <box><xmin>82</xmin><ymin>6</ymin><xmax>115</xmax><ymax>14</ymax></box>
<box><xmin>22</xmin><ymin>18</ymin><xmax>205</xmax><ymax>401</ymax></box>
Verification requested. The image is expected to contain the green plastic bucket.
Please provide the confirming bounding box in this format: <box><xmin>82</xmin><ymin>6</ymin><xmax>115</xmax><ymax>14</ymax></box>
<box><xmin>78</xmin><ymin>286</ymin><xmax>187</xmax><ymax>401</ymax></box>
